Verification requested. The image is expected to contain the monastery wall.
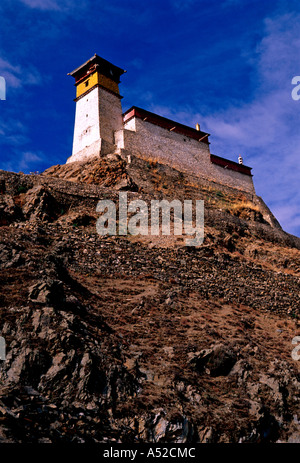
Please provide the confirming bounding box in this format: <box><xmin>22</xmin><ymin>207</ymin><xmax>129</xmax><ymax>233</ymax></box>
<box><xmin>116</xmin><ymin>117</ymin><xmax>255</xmax><ymax>193</ymax></box>
<box><xmin>68</xmin><ymin>55</ymin><xmax>255</xmax><ymax>195</ymax></box>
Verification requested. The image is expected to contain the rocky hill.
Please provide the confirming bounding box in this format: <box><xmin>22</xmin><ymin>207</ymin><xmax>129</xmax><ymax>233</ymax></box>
<box><xmin>0</xmin><ymin>153</ymin><xmax>299</xmax><ymax>443</ymax></box>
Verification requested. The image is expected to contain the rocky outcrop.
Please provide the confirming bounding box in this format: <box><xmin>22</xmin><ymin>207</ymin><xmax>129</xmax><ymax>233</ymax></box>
<box><xmin>0</xmin><ymin>159</ymin><xmax>299</xmax><ymax>443</ymax></box>
<box><xmin>43</xmin><ymin>155</ymin><xmax>138</xmax><ymax>191</ymax></box>
<box><xmin>189</xmin><ymin>343</ymin><xmax>237</xmax><ymax>377</ymax></box>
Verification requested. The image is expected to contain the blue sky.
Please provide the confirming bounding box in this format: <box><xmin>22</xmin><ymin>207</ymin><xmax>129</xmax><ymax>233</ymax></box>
<box><xmin>0</xmin><ymin>0</ymin><xmax>300</xmax><ymax>237</ymax></box>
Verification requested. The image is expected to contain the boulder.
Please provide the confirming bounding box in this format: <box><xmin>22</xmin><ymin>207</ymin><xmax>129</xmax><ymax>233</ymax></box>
<box><xmin>189</xmin><ymin>343</ymin><xmax>237</xmax><ymax>377</ymax></box>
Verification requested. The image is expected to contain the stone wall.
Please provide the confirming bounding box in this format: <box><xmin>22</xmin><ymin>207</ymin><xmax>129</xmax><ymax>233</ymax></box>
<box><xmin>98</xmin><ymin>88</ymin><xmax>123</xmax><ymax>145</ymax></box>
<box><xmin>117</xmin><ymin>117</ymin><xmax>255</xmax><ymax>194</ymax></box>
<box><xmin>69</xmin><ymin>87</ymin><xmax>255</xmax><ymax>194</ymax></box>
<box><xmin>209</xmin><ymin>162</ymin><xmax>255</xmax><ymax>194</ymax></box>
<box><xmin>66</xmin><ymin>139</ymin><xmax>115</xmax><ymax>164</ymax></box>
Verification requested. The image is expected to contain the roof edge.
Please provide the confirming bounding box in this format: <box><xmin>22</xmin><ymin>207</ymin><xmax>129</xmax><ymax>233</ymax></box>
<box><xmin>123</xmin><ymin>106</ymin><xmax>210</xmax><ymax>141</ymax></box>
<box><xmin>68</xmin><ymin>54</ymin><xmax>126</xmax><ymax>77</ymax></box>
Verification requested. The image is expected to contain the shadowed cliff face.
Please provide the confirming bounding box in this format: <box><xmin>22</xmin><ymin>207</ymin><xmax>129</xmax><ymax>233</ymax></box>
<box><xmin>0</xmin><ymin>155</ymin><xmax>299</xmax><ymax>443</ymax></box>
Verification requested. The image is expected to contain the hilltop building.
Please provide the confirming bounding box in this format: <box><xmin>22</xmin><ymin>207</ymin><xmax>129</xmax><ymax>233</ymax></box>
<box><xmin>67</xmin><ymin>54</ymin><xmax>254</xmax><ymax>193</ymax></box>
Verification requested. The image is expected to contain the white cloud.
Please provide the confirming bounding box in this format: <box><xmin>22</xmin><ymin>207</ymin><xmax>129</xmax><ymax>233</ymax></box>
<box><xmin>18</xmin><ymin>151</ymin><xmax>44</xmax><ymax>171</ymax></box>
<box><xmin>0</xmin><ymin>57</ymin><xmax>42</xmax><ymax>89</ymax></box>
<box><xmin>18</xmin><ymin>0</ymin><xmax>89</xmax><ymax>12</ymax></box>
<box><xmin>0</xmin><ymin>118</ymin><xmax>28</xmax><ymax>146</ymax></box>
<box><xmin>0</xmin><ymin>150</ymin><xmax>44</xmax><ymax>173</ymax></box>
<box><xmin>0</xmin><ymin>58</ymin><xmax>22</xmax><ymax>88</ymax></box>
<box><xmin>150</xmin><ymin>12</ymin><xmax>300</xmax><ymax>236</ymax></box>
<box><xmin>19</xmin><ymin>0</ymin><xmax>63</xmax><ymax>10</ymax></box>
<box><xmin>187</xmin><ymin>13</ymin><xmax>300</xmax><ymax>235</ymax></box>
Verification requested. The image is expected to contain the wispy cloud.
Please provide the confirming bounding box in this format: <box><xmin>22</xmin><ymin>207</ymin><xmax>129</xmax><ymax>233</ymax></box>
<box><xmin>149</xmin><ymin>12</ymin><xmax>300</xmax><ymax>235</ymax></box>
<box><xmin>202</xmin><ymin>13</ymin><xmax>300</xmax><ymax>235</ymax></box>
<box><xmin>0</xmin><ymin>117</ymin><xmax>28</xmax><ymax>147</ymax></box>
<box><xmin>18</xmin><ymin>151</ymin><xmax>45</xmax><ymax>171</ymax></box>
<box><xmin>21</xmin><ymin>0</ymin><xmax>60</xmax><ymax>10</ymax></box>
<box><xmin>0</xmin><ymin>59</ymin><xmax>22</xmax><ymax>88</ymax></box>
<box><xmin>199</xmin><ymin>15</ymin><xmax>300</xmax><ymax>142</ymax></box>
<box><xmin>0</xmin><ymin>58</ymin><xmax>42</xmax><ymax>89</ymax></box>
<box><xmin>272</xmin><ymin>202</ymin><xmax>300</xmax><ymax>233</ymax></box>
<box><xmin>18</xmin><ymin>0</ymin><xmax>71</xmax><ymax>11</ymax></box>
<box><xmin>0</xmin><ymin>149</ymin><xmax>46</xmax><ymax>173</ymax></box>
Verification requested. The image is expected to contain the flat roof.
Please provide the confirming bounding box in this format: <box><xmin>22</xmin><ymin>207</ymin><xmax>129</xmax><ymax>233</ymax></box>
<box><xmin>210</xmin><ymin>154</ymin><xmax>252</xmax><ymax>176</ymax></box>
<box><xmin>123</xmin><ymin>106</ymin><xmax>210</xmax><ymax>144</ymax></box>
<box><xmin>68</xmin><ymin>54</ymin><xmax>126</xmax><ymax>83</ymax></box>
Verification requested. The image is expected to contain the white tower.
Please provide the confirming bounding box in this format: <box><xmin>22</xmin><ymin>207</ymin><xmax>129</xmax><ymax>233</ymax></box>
<box><xmin>67</xmin><ymin>54</ymin><xmax>126</xmax><ymax>164</ymax></box>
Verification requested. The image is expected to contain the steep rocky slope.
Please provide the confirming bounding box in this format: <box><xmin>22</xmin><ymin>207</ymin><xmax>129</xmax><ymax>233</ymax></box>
<box><xmin>0</xmin><ymin>154</ymin><xmax>299</xmax><ymax>443</ymax></box>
